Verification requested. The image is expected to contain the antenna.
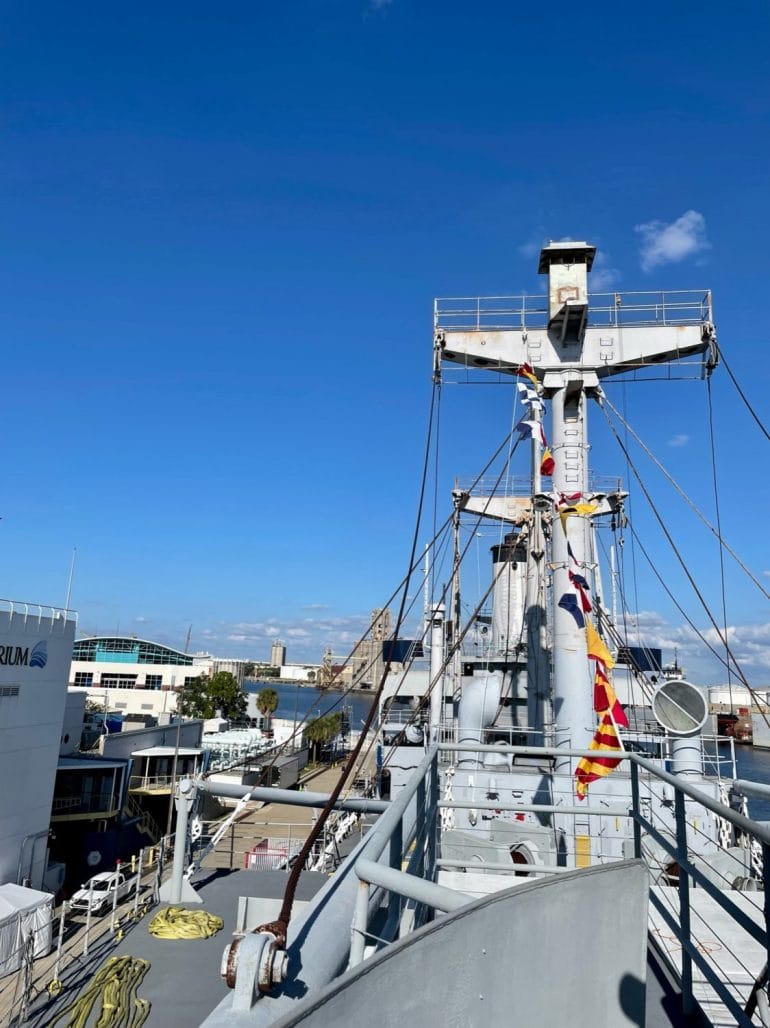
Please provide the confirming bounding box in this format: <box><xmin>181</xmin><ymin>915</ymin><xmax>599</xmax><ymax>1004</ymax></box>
<box><xmin>64</xmin><ymin>547</ymin><xmax>77</xmax><ymax>611</ymax></box>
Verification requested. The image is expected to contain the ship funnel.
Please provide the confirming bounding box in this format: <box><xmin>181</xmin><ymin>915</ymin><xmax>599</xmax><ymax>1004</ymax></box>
<box><xmin>490</xmin><ymin>531</ymin><xmax>527</xmax><ymax>659</ymax></box>
<box><xmin>652</xmin><ymin>679</ymin><xmax>708</xmax><ymax>778</ymax></box>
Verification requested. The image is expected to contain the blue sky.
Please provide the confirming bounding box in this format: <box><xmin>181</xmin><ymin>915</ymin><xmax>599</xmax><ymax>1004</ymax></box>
<box><xmin>1</xmin><ymin>2</ymin><xmax>769</xmax><ymax>684</ymax></box>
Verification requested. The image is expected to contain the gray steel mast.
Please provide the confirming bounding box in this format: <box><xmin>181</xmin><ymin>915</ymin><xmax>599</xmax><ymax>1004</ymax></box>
<box><xmin>434</xmin><ymin>241</ymin><xmax>717</xmax><ymax>771</ymax></box>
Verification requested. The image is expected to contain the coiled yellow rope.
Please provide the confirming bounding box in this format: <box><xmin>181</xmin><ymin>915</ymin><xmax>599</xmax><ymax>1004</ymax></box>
<box><xmin>147</xmin><ymin>906</ymin><xmax>224</xmax><ymax>940</ymax></box>
<box><xmin>49</xmin><ymin>955</ymin><xmax>150</xmax><ymax>1028</ymax></box>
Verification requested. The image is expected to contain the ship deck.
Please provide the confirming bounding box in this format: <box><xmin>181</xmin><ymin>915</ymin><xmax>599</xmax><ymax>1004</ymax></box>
<box><xmin>24</xmin><ymin>868</ymin><xmax>329</xmax><ymax>1028</ymax></box>
<box><xmin>23</xmin><ymin>865</ymin><xmax>694</xmax><ymax>1027</ymax></box>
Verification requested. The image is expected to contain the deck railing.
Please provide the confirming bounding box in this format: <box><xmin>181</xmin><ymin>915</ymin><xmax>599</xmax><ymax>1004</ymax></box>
<box><xmin>346</xmin><ymin>742</ymin><xmax>770</xmax><ymax>1024</ymax></box>
<box><xmin>434</xmin><ymin>290</ymin><xmax>712</xmax><ymax>333</ymax></box>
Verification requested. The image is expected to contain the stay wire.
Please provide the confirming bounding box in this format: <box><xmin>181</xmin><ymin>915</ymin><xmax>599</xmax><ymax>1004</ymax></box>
<box><xmin>269</xmin><ymin>378</ymin><xmax>442</xmax><ymax>937</ymax></box>
<box><xmin>431</xmin><ymin>381</ymin><xmax>442</xmax><ymax>600</ymax></box>
<box><xmin>623</xmin><ymin>515</ymin><xmax>737</xmax><ymax>678</ymax></box>
<box><xmin>706</xmin><ymin>375</ymin><xmax>734</xmax><ymax>706</ymax></box>
<box><xmin>376</xmin><ymin>434</ymin><xmax>527</xmax><ymax>767</ymax></box>
<box><xmin>602</xmin><ymin>406</ymin><xmax>770</xmax><ymax>725</ymax></box>
<box><xmin>603</xmin><ymin>394</ymin><xmax>770</xmax><ymax>601</ymax></box>
<box><xmin>242</xmin><ymin>416</ymin><xmax>523</xmax><ymax>788</ymax></box>
<box><xmin>720</xmin><ymin>347</ymin><xmax>770</xmax><ymax>443</ymax></box>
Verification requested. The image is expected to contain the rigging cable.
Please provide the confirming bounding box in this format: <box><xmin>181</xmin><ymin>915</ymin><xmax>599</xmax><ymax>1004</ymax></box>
<box><xmin>706</xmin><ymin>374</ymin><xmax>734</xmax><ymax>710</ymax></box>
<box><xmin>261</xmin><ymin>377</ymin><xmax>442</xmax><ymax>947</ymax></box>
<box><xmin>719</xmin><ymin>347</ymin><xmax>770</xmax><ymax>443</ymax></box>
<box><xmin>431</xmin><ymin>380</ymin><xmax>442</xmax><ymax>601</ymax></box>
<box><xmin>372</xmin><ymin>429</ymin><xmax>528</xmax><ymax>769</ymax></box>
<box><xmin>371</xmin><ymin>435</ymin><xmax>527</xmax><ymax>769</ymax></box>
<box><xmin>234</xmin><ymin>418</ymin><xmax>527</xmax><ymax>793</ymax></box>
<box><xmin>603</xmin><ymin>395</ymin><xmax>770</xmax><ymax>601</ymax></box>
<box><xmin>622</xmin><ymin>516</ymin><xmax>743</xmax><ymax>680</ymax></box>
<box><xmin>602</xmin><ymin>405</ymin><xmax>770</xmax><ymax>726</ymax></box>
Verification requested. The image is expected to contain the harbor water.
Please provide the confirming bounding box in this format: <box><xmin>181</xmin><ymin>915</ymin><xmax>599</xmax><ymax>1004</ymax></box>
<box><xmin>734</xmin><ymin>744</ymin><xmax>770</xmax><ymax>821</ymax></box>
<box><xmin>245</xmin><ymin>680</ymin><xmax>375</xmax><ymax>726</ymax></box>
<box><xmin>247</xmin><ymin>681</ymin><xmax>770</xmax><ymax>816</ymax></box>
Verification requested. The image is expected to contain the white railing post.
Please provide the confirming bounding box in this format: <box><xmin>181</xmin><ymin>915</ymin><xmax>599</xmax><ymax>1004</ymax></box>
<box><xmin>110</xmin><ymin>861</ymin><xmax>121</xmax><ymax>932</ymax></box>
<box><xmin>133</xmin><ymin>848</ymin><xmax>144</xmax><ymax>917</ymax></box>
<box><xmin>83</xmin><ymin>879</ymin><xmax>95</xmax><ymax>956</ymax></box>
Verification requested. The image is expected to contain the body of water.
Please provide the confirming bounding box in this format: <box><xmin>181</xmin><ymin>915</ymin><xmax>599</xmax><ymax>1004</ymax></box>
<box><xmin>245</xmin><ymin>680</ymin><xmax>375</xmax><ymax>726</ymax></box>
<box><xmin>247</xmin><ymin>681</ymin><xmax>770</xmax><ymax>818</ymax></box>
<box><xmin>733</xmin><ymin>744</ymin><xmax>770</xmax><ymax>821</ymax></box>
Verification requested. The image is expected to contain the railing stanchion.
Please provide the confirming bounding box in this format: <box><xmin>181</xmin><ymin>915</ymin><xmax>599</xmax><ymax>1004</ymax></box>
<box><xmin>762</xmin><ymin>843</ymin><xmax>770</xmax><ymax>977</ymax></box>
<box><xmin>52</xmin><ymin>901</ymin><xmax>67</xmax><ymax>983</ymax></box>
<box><xmin>388</xmin><ymin>815</ymin><xmax>403</xmax><ymax>927</ymax></box>
<box><xmin>416</xmin><ymin>773</ymin><xmax>426</xmax><ymax>880</ymax></box>
<box><xmin>83</xmin><ymin>878</ymin><xmax>95</xmax><ymax>957</ymax></box>
<box><xmin>427</xmin><ymin>750</ymin><xmax>439</xmax><ymax>879</ymax></box>
<box><xmin>133</xmin><ymin>848</ymin><xmax>144</xmax><ymax>917</ymax></box>
<box><xmin>630</xmin><ymin>760</ymin><xmax>642</xmax><ymax>859</ymax></box>
<box><xmin>675</xmin><ymin>789</ymin><xmax>694</xmax><ymax>1016</ymax></box>
<box><xmin>349</xmin><ymin>877</ymin><xmax>370</xmax><ymax>968</ymax></box>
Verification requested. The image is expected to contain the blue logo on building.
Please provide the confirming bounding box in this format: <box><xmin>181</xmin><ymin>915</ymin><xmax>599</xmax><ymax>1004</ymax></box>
<box><xmin>29</xmin><ymin>641</ymin><xmax>48</xmax><ymax>668</ymax></box>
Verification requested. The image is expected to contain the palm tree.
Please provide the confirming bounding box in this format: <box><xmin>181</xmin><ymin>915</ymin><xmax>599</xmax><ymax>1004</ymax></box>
<box><xmin>305</xmin><ymin>713</ymin><xmax>342</xmax><ymax>762</ymax></box>
<box><xmin>256</xmin><ymin>688</ymin><xmax>279</xmax><ymax>731</ymax></box>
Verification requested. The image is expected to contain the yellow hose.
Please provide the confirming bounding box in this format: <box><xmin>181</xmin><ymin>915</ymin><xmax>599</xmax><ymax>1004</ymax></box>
<box><xmin>48</xmin><ymin>955</ymin><xmax>150</xmax><ymax>1028</ymax></box>
<box><xmin>147</xmin><ymin>906</ymin><xmax>224</xmax><ymax>940</ymax></box>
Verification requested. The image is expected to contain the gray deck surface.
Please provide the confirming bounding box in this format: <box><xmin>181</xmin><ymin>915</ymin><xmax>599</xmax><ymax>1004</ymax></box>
<box><xmin>25</xmin><ymin>868</ymin><xmax>329</xmax><ymax>1028</ymax></box>
<box><xmin>25</xmin><ymin>864</ymin><xmax>694</xmax><ymax>1028</ymax></box>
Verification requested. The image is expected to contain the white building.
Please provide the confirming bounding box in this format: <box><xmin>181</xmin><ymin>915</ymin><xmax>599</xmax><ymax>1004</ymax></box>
<box><xmin>0</xmin><ymin>601</ymin><xmax>76</xmax><ymax>890</ymax></box>
<box><xmin>279</xmin><ymin>663</ymin><xmax>320</xmax><ymax>683</ymax></box>
<box><xmin>270</xmin><ymin>639</ymin><xmax>287</xmax><ymax>667</ymax></box>
<box><xmin>69</xmin><ymin>636</ymin><xmax>251</xmax><ymax>717</ymax></box>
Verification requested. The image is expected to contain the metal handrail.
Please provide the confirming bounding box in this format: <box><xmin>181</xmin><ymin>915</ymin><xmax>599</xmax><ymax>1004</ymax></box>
<box><xmin>351</xmin><ymin>741</ymin><xmax>770</xmax><ymax>1020</ymax></box>
<box><xmin>434</xmin><ymin>289</ymin><xmax>711</xmax><ymax>332</ymax></box>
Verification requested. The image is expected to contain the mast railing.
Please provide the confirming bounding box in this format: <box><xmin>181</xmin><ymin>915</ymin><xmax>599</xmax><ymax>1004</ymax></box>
<box><xmin>434</xmin><ymin>290</ymin><xmax>712</xmax><ymax>332</ymax></box>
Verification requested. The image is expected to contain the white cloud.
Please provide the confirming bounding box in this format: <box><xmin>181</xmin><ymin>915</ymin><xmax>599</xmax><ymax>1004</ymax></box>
<box><xmin>517</xmin><ymin>238</ymin><xmax>543</xmax><ymax>259</ymax></box>
<box><xmin>667</xmin><ymin>434</ymin><xmax>690</xmax><ymax>448</ymax></box>
<box><xmin>589</xmin><ymin>251</ymin><xmax>620</xmax><ymax>291</ymax></box>
<box><xmin>635</xmin><ymin>210</ymin><xmax>710</xmax><ymax>273</ymax></box>
<box><xmin>216</xmin><ymin>613</ymin><xmax>381</xmax><ymax>661</ymax></box>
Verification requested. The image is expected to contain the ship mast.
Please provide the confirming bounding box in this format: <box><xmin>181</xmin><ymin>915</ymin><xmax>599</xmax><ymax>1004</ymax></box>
<box><xmin>434</xmin><ymin>241</ymin><xmax>717</xmax><ymax>761</ymax></box>
<box><xmin>539</xmin><ymin>243</ymin><xmax>598</xmax><ymax>764</ymax></box>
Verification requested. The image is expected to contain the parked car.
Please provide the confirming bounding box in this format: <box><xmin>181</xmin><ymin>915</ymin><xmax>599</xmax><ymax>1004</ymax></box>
<box><xmin>70</xmin><ymin>870</ymin><xmax>138</xmax><ymax>915</ymax></box>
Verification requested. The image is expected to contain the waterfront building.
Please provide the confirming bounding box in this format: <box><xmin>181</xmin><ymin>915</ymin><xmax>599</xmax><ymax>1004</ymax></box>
<box><xmin>278</xmin><ymin>663</ymin><xmax>320</xmax><ymax>682</ymax></box>
<box><xmin>0</xmin><ymin>600</ymin><xmax>76</xmax><ymax>890</ymax></box>
<box><xmin>69</xmin><ymin>635</ymin><xmax>251</xmax><ymax>717</ymax></box>
<box><xmin>349</xmin><ymin>608</ymin><xmax>392</xmax><ymax>689</ymax></box>
<box><xmin>270</xmin><ymin>639</ymin><xmax>287</xmax><ymax>667</ymax></box>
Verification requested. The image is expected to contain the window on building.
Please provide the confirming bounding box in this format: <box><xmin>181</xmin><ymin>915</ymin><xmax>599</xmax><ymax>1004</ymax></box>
<box><xmin>73</xmin><ymin>672</ymin><xmax>93</xmax><ymax>687</ymax></box>
<box><xmin>0</xmin><ymin>686</ymin><xmax>19</xmax><ymax>697</ymax></box>
<box><xmin>101</xmin><ymin>674</ymin><xmax>138</xmax><ymax>690</ymax></box>
<box><xmin>145</xmin><ymin>674</ymin><xmax>162</xmax><ymax>690</ymax></box>
<box><xmin>183</xmin><ymin>676</ymin><xmax>199</xmax><ymax>687</ymax></box>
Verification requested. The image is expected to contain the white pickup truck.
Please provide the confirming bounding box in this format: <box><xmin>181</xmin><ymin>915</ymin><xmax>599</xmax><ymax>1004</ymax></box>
<box><xmin>70</xmin><ymin>870</ymin><xmax>138</xmax><ymax>915</ymax></box>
